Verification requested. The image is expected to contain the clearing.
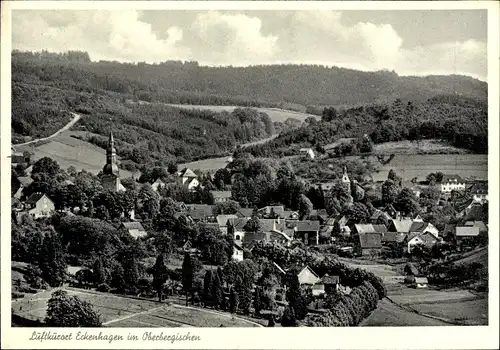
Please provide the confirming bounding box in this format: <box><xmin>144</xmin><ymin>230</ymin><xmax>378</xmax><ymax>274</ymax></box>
<box><xmin>167</xmin><ymin>104</ymin><xmax>320</xmax><ymax>123</ymax></box>
<box><xmin>372</xmin><ymin>139</ymin><xmax>472</xmax><ymax>155</ymax></box>
<box><xmin>14</xmin><ymin>130</ymin><xmax>133</xmax><ymax>178</ymax></box>
<box><xmin>12</xmin><ymin>287</ymin><xmax>262</xmax><ymax>328</ymax></box>
<box><xmin>341</xmin><ymin>258</ymin><xmax>488</xmax><ymax>326</ymax></box>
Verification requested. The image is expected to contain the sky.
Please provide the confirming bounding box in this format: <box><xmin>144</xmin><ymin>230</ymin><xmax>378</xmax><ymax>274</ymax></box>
<box><xmin>12</xmin><ymin>9</ymin><xmax>488</xmax><ymax>81</ymax></box>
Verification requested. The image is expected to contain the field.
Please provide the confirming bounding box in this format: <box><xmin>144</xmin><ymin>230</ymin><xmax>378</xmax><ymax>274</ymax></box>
<box><xmin>14</xmin><ymin>130</ymin><xmax>133</xmax><ymax>178</ymax></box>
<box><xmin>372</xmin><ymin>139</ymin><xmax>472</xmax><ymax>155</ymax></box>
<box><xmin>341</xmin><ymin>258</ymin><xmax>488</xmax><ymax>326</ymax></box>
<box><xmin>12</xmin><ymin>287</ymin><xmax>262</xmax><ymax>328</ymax></box>
<box><xmin>354</xmin><ymin>154</ymin><xmax>488</xmax><ymax>182</ymax></box>
<box><xmin>167</xmin><ymin>104</ymin><xmax>320</xmax><ymax>123</ymax></box>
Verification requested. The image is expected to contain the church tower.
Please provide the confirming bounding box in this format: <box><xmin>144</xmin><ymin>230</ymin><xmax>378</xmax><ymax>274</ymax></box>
<box><xmin>341</xmin><ymin>166</ymin><xmax>351</xmax><ymax>192</ymax></box>
<box><xmin>101</xmin><ymin>130</ymin><xmax>125</xmax><ymax>192</ymax></box>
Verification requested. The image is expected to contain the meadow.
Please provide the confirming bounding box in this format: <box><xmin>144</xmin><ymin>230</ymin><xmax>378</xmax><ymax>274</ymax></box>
<box><xmin>12</xmin><ymin>287</ymin><xmax>261</xmax><ymax>328</ymax></box>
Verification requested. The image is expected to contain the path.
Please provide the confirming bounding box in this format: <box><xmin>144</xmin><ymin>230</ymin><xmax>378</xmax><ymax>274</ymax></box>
<box><xmin>12</xmin><ymin>112</ymin><xmax>81</xmax><ymax>148</ymax></box>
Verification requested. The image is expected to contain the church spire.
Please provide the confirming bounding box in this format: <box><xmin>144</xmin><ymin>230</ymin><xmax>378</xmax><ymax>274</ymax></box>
<box><xmin>103</xmin><ymin>120</ymin><xmax>118</xmax><ymax>176</ymax></box>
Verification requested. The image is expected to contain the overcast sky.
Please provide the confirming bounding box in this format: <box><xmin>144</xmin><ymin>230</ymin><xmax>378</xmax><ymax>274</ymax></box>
<box><xmin>12</xmin><ymin>10</ymin><xmax>487</xmax><ymax>81</ymax></box>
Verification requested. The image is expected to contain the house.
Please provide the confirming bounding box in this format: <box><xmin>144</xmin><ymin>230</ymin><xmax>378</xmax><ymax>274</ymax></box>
<box><xmin>455</xmin><ymin>226</ymin><xmax>480</xmax><ymax>240</ymax></box>
<box><xmin>296</xmin><ymin>266</ymin><xmax>321</xmax><ymax>286</ymax></box>
<box><xmin>411</xmin><ymin>277</ymin><xmax>429</xmax><ymax>289</ymax></box>
<box><xmin>211</xmin><ymin>190</ymin><xmax>232</xmax><ymax>204</ymax></box>
<box><xmin>235</xmin><ymin>208</ymin><xmax>254</xmax><ymax>218</ymax></box>
<box><xmin>151</xmin><ymin>178</ymin><xmax>166</xmax><ymax>192</ymax></box>
<box><xmin>439</xmin><ymin>174</ymin><xmax>466</xmax><ymax>193</ymax></box>
<box><xmin>177</xmin><ymin>168</ymin><xmax>199</xmax><ymax>191</ymax></box>
<box><xmin>381</xmin><ymin>232</ymin><xmax>406</xmax><ymax>245</ymax></box>
<box><xmin>321</xmin><ymin>274</ymin><xmax>341</xmax><ymax>294</ymax></box>
<box><xmin>469</xmin><ymin>182</ymin><xmax>488</xmax><ymax>203</ymax></box>
<box><xmin>216</xmin><ymin>214</ymin><xmax>238</xmax><ymax>234</ymax></box>
<box><xmin>294</xmin><ymin>220</ymin><xmax>321</xmax><ymax>245</ymax></box>
<box><xmin>11</xmin><ymin>150</ymin><xmax>30</xmax><ymax>166</ymax></box>
<box><xmin>185</xmin><ymin>204</ymin><xmax>214</xmax><ymax>222</ymax></box>
<box><xmin>258</xmin><ymin>205</ymin><xmax>285</xmax><ymax>219</ymax></box>
<box><xmin>462</xmin><ymin>203</ymin><xmax>488</xmax><ymax>222</ymax></box>
<box><xmin>388</xmin><ymin>219</ymin><xmax>414</xmax><ymax>234</ymax></box>
<box><xmin>24</xmin><ymin>165</ymin><xmax>33</xmax><ymax>177</ymax></box>
<box><xmin>13</xmin><ymin>176</ymin><xmax>33</xmax><ymax>199</ymax></box>
<box><xmin>356</xmin><ymin>232</ymin><xmax>383</xmax><ymax>256</ymax></box>
<box><xmin>121</xmin><ymin>221</ymin><xmax>147</xmax><ymax>239</ymax></box>
<box><xmin>370</xmin><ymin>209</ymin><xmax>392</xmax><ymax>224</ymax></box>
<box><xmin>464</xmin><ymin>221</ymin><xmax>488</xmax><ymax>233</ymax></box>
<box><xmin>405</xmin><ymin>232</ymin><xmax>438</xmax><ymax>253</ymax></box>
<box><xmin>232</xmin><ymin>243</ymin><xmax>244</xmax><ymax>261</ymax></box>
<box><xmin>227</xmin><ymin>217</ymin><xmax>249</xmax><ymax>243</ymax></box>
<box><xmin>299</xmin><ymin>148</ymin><xmax>315</xmax><ymax>159</ymax></box>
<box><xmin>20</xmin><ymin>193</ymin><xmax>55</xmax><ymax>219</ymax></box>
<box><xmin>352</xmin><ymin>224</ymin><xmax>387</xmax><ymax>235</ymax></box>
<box><xmin>409</xmin><ymin>221</ymin><xmax>439</xmax><ymax>238</ymax></box>
<box><xmin>384</xmin><ymin>204</ymin><xmax>398</xmax><ymax>219</ymax></box>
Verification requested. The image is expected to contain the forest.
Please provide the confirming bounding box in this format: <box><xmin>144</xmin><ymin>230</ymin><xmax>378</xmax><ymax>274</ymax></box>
<box><xmin>13</xmin><ymin>50</ymin><xmax>486</xmax><ymax>108</ymax></box>
<box><xmin>243</xmin><ymin>96</ymin><xmax>488</xmax><ymax>157</ymax></box>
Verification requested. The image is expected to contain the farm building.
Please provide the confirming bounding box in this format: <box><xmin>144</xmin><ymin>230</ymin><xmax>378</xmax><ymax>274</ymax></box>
<box><xmin>184</xmin><ymin>204</ymin><xmax>214</xmax><ymax>222</ymax></box>
<box><xmin>439</xmin><ymin>174</ymin><xmax>466</xmax><ymax>193</ymax></box>
<box><xmin>409</xmin><ymin>221</ymin><xmax>439</xmax><ymax>238</ymax></box>
<box><xmin>18</xmin><ymin>193</ymin><xmax>55</xmax><ymax>219</ymax></box>
<box><xmin>388</xmin><ymin>219</ymin><xmax>414</xmax><ymax>233</ymax></box>
<box><xmin>299</xmin><ymin>148</ymin><xmax>315</xmax><ymax>159</ymax></box>
<box><xmin>293</xmin><ymin>220</ymin><xmax>321</xmax><ymax>245</ymax></box>
<box><xmin>321</xmin><ymin>274</ymin><xmax>341</xmax><ymax>294</ymax></box>
<box><xmin>210</xmin><ymin>190</ymin><xmax>232</xmax><ymax>203</ymax></box>
<box><xmin>356</xmin><ymin>232</ymin><xmax>383</xmax><ymax>256</ymax></box>
<box><xmin>121</xmin><ymin>221</ymin><xmax>147</xmax><ymax>239</ymax></box>
<box><xmin>405</xmin><ymin>232</ymin><xmax>439</xmax><ymax>253</ymax></box>
<box><xmin>410</xmin><ymin>277</ymin><xmax>429</xmax><ymax>289</ymax></box>
<box><xmin>177</xmin><ymin>168</ymin><xmax>199</xmax><ymax>191</ymax></box>
<box><xmin>455</xmin><ymin>226</ymin><xmax>480</xmax><ymax>240</ymax></box>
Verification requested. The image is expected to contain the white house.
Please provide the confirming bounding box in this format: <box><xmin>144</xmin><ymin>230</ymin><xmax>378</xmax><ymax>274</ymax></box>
<box><xmin>469</xmin><ymin>182</ymin><xmax>488</xmax><ymax>203</ymax></box>
<box><xmin>439</xmin><ymin>174</ymin><xmax>466</xmax><ymax>193</ymax></box>
<box><xmin>177</xmin><ymin>168</ymin><xmax>199</xmax><ymax>191</ymax></box>
<box><xmin>299</xmin><ymin>148</ymin><xmax>315</xmax><ymax>159</ymax></box>
<box><xmin>232</xmin><ymin>243</ymin><xmax>244</xmax><ymax>261</ymax></box>
<box><xmin>20</xmin><ymin>193</ymin><xmax>55</xmax><ymax>219</ymax></box>
<box><xmin>151</xmin><ymin>178</ymin><xmax>166</xmax><ymax>192</ymax></box>
<box><xmin>297</xmin><ymin>266</ymin><xmax>321</xmax><ymax>286</ymax></box>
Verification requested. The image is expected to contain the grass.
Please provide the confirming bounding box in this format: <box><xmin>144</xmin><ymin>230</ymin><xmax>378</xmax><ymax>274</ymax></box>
<box><xmin>372</xmin><ymin>139</ymin><xmax>472</xmax><ymax>155</ymax></box>
<box><xmin>15</xmin><ymin>130</ymin><xmax>133</xmax><ymax>178</ymax></box>
<box><xmin>410</xmin><ymin>299</ymin><xmax>488</xmax><ymax>325</ymax></box>
<box><xmin>167</xmin><ymin>104</ymin><xmax>319</xmax><ymax>123</ymax></box>
<box><xmin>12</xmin><ymin>287</ymin><xmax>260</xmax><ymax>328</ymax></box>
<box><xmin>348</xmin><ymin>153</ymin><xmax>488</xmax><ymax>181</ymax></box>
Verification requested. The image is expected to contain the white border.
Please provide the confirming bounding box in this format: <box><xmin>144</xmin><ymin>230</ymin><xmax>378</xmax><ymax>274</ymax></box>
<box><xmin>1</xmin><ymin>2</ymin><xmax>499</xmax><ymax>349</ymax></box>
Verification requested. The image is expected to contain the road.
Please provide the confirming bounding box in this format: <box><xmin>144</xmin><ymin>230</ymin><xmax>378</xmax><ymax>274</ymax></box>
<box><xmin>12</xmin><ymin>112</ymin><xmax>81</xmax><ymax>149</ymax></box>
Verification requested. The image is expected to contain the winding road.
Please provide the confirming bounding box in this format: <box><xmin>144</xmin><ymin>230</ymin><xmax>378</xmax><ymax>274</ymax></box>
<box><xmin>12</xmin><ymin>112</ymin><xmax>81</xmax><ymax>149</ymax></box>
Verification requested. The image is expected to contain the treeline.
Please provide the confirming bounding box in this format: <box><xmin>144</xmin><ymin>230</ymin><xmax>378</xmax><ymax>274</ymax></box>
<box><xmin>243</xmin><ymin>96</ymin><xmax>488</xmax><ymax>156</ymax></box>
<box><xmin>13</xmin><ymin>50</ymin><xmax>486</xmax><ymax>108</ymax></box>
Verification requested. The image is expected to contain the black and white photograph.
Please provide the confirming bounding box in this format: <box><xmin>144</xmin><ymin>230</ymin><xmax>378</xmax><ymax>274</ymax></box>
<box><xmin>1</xmin><ymin>1</ymin><xmax>499</xmax><ymax>349</ymax></box>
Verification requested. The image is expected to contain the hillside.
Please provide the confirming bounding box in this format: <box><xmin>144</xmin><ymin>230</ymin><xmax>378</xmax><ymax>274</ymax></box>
<box><xmin>13</xmin><ymin>50</ymin><xmax>486</xmax><ymax>109</ymax></box>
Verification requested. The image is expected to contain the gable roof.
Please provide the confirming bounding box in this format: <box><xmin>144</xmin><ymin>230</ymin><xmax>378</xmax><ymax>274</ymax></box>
<box><xmin>407</xmin><ymin>232</ymin><xmax>438</xmax><ymax>245</ymax></box>
<box><xmin>17</xmin><ymin>176</ymin><xmax>33</xmax><ymax>187</ymax></box>
<box><xmin>390</xmin><ymin>219</ymin><xmax>414</xmax><ymax>233</ymax></box>
<box><xmin>179</xmin><ymin>168</ymin><xmax>197</xmax><ymax>178</ymax></box>
<box><xmin>469</xmin><ymin>182</ymin><xmax>488</xmax><ymax>194</ymax></box>
<box><xmin>258</xmin><ymin>205</ymin><xmax>285</xmax><ymax>217</ymax></box>
<box><xmin>228</xmin><ymin>217</ymin><xmax>249</xmax><ymax>230</ymax></box>
<box><xmin>358</xmin><ymin>233</ymin><xmax>382</xmax><ymax>249</ymax></box>
<box><xmin>216</xmin><ymin>214</ymin><xmax>238</xmax><ymax>227</ymax></box>
<box><xmin>211</xmin><ymin>190</ymin><xmax>232</xmax><ymax>199</ymax></box>
<box><xmin>456</xmin><ymin>226</ymin><xmax>480</xmax><ymax>237</ymax></box>
<box><xmin>354</xmin><ymin>224</ymin><xmax>388</xmax><ymax>234</ymax></box>
<box><xmin>259</xmin><ymin>218</ymin><xmax>285</xmax><ymax>233</ymax></box>
<box><xmin>272</xmin><ymin>261</ymin><xmax>286</xmax><ymax>275</ymax></box>
<box><xmin>382</xmin><ymin>232</ymin><xmax>406</xmax><ymax>243</ymax></box>
<box><xmin>441</xmin><ymin>174</ymin><xmax>465</xmax><ymax>184</ymax></box>
<box><xmin>121</xmin><ymin>221</ymin><xmax>145</xmax><ymax>231</ymax></box>
<box><xmin>415</xmin><ymin>277</ymin><xmax>429</xmax><ymax>284</ymax></box>
<box><xmin>295</xmin><ymin>220</ymin><xmax>320</xmax><ymax>232</ymax></box>
<box><xmin>464</xmin><ymin>204</ymin><xmax>488</xmax><ymax>222</ymax></box>
<box><xmin>370</xmin><ymin>209</ymin><xmax>392</xmax><ymax>221</ymax></box>
<box><xmin>321</xmin><ymin>274</ymin><xmax>340</xmax><ymax>285</ymax></box>
<box><xmin>410</xmin><ymin>221</ymin><xmax>428</xmax><ymax>232</ymax></box>
<box><xmin>464</xmin><ymin>221</ymin><xmax>488</xmax><ymax>232</ymax></box>
<box><xmin>236</xmin><ymin>208</ymin><xmax>254</xmax><ymax>218</ymax></box>
<box><xmin>185</xmin><ymin>204</ymin><xmax>213</xmax><ymax>219</ymax></box>
<box><xmin>25</xmin><ymin>192</ymin><xmax>50</xmax><ymax>205</ymax></box>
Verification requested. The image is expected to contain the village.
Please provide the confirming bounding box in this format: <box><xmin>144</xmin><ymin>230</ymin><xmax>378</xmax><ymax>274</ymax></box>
<box><xmin>10</xmin><ymin>125</ymin><xmax>489</xmax><ymax>327</ymax></box>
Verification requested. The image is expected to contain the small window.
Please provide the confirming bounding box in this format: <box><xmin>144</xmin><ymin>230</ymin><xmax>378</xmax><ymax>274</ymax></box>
<box><xmin>235</xmin><ymin>235</ymin><xmax>241</xmax><ymax>240</ymax></box>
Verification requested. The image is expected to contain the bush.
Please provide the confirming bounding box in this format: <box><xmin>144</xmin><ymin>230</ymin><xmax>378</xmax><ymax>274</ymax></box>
<box><xmin>96</xmin><ymin>283</ymin><xmax>110</xmax><ymax>293</ymax></box>
<box><xmin>45</xmin><ymin>290</ymin><xmax>102</xmax><ymax>327</ymax></box>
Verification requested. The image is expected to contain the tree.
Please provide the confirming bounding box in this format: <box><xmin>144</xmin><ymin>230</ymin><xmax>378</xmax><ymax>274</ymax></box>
<box><xmin>32</xmin><ymin>157</ymin><xmax>60</xmax><ymax>176</ymax></box>
<box><xmin>388</xmin><ymin>169</ymin><xmax>398</xmax><ymax>182</ymax></box>
<box><xmin>281</xmin><ymin>306</ymin><xmax>297</xmax><ymax>327</ymax></box>
<box><xmin>243</xmin><ymin>216</ymin><xmax>261</xmax><ymax>233</ymax></box>
<box><xmin>345</xmin><ymin>202</ymin><xmax>371</xmax><ymax>224</ymax></box>
<box><xmin>212</xmin><ymin>271</ymin><xmax>224</xmax><ymax>310</ymax></box>
<box><xmin>203</xmin><ymin>270</ymin><xmax>214</xmax><ymax>307</ymax></box>
<box><xmin>382</xmin><ymin>179</ymin><xmax>399</xmax><ymax>204</ymax></box>
<box><xmin>286</xmin><ymin>273</ymin><xmax>308</xmax><ymax>320</ymax></box>
<box><xmin>122</xmin><ymin>256</ymin><xmax>139</xmax><ymax>290</ymax></box>
<box><xmin>394</xmin><ymin>188</ymin><xmax>420</xmax><ymax>216</ymax></box>
<box><xmin>298</xmin><ymin>194</ymin><xmax>313</xmax><ymax>220</ymax></box>
<box><xmin>182</xmin><ymin>253</ymin><xmax>194</xmax><ymax>306</ymax></box>
<box><xmin>212</xmin><ymin>200</ymin><xmax>240</xmax><ymax>215</ymax></box>
<box><xmin>92</xmin><ymin>257</ymin><xmax>107</xmax><ymax>285</ymax></box>
<box><xmin>229</xmin><ymin>287</ymin><xmax>239</xmax><ymax>313</ymax></box>
<box><xmin>254</xmin><ymin>286</ymin><xmax>264</xmax><ymax>317</ymax></box>
<box><xmin>38</xmin><ymin>233</ymin><xmax>66</xmax><ymax>287</ymax></box>
<box><xmin>45</xmin><ymin>290</ymin><xmax>102</xmax><ymax>327</ymax></box>
<box><xmin>110</xmin><ymin>261</ymin><xmax>125</xmax><ymax>292</ymax></box>
<box><xmin>152</xmin><ymin>254</ymin><xmax>169</xmax><ymax>302</ymax></box>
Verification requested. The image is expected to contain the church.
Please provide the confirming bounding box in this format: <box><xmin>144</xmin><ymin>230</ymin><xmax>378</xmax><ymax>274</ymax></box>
<box><xmin>101</xmin><ymin>131</ymin><xmax>126</xmax><ymax>192</ymax></box>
